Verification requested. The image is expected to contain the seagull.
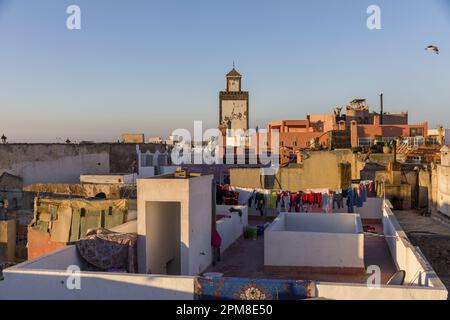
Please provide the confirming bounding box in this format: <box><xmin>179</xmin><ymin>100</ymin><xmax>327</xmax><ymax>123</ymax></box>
<box><xmin>425</xmin><ymin>45</ymin><xmax>439</xmax><ymax>55</ymax></box>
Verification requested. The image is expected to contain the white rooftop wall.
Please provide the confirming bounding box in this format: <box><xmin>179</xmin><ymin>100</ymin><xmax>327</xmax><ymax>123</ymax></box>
<box><xmin>283</xmin><ymin>213</ymin><xmax>359</xmax><ymax>234</ymax></box>
<box><xmin>265</xmin><ymin>213</ymin><xmax>364</xmax><ymax>269</ymax></box>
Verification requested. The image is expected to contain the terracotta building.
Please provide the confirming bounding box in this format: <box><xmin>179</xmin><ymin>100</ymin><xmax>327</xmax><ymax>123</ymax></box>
<box><xmin>267</xmin><ymin>115</ymin><xmax>341</xmax><ymax>150</ymax></box>
<box><xmin>350</xmin><ymin>115</ymin><xmax>428</xmax><ymax>148</ymax></box>
<box><xmin>268</xmin><ymin>98</ymin><xmax>428</xmax><ymax>151</ymax></box>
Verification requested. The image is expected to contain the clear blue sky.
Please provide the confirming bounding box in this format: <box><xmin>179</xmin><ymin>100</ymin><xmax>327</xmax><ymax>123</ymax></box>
<box><xmin>1</xmin><ymin>0</ymin><xmax>449</xmax><ymax>142</ymax></box>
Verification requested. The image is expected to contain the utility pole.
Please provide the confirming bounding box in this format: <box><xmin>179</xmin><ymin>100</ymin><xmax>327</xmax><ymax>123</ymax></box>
<box><xmin>380</xmin><ymin>93</ymin><xmax>384</xmax><ymax>125</ymax></box>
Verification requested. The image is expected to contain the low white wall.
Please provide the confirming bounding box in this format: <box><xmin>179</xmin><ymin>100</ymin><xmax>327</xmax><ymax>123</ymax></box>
<box><xmin>158</xmin><ymin>166</ymin><xmax>177</xmax><ymax>175</ymax></box>
<box><xmin>382</xmin><ymin>201</ymin><xmax>446</xmax><ymax>289</ymax></box>
<box><xmin>139</xmin><ymin>166</ymin><xmax>155</xmax><ymax>178</ymax></box>
<box><xmin>283</xmin><ymin>213</ymin><xmax>358</xmax><ymax>234</ymax></box>
<box><xmin>265</xmin><ymin>213</ymin><xmax>364</xmax><ymax>269</ymax></box>
<box><xmin>18</xmin><ymin>246</ymin><xmax>84</xmax><ymax>271</ymax></box>
<box><xmin>216</xmin><ymin>206</ymin><xmax>248</xmax><ymax>253</ymax></box>
<box><xmin>437</xmin><ymin>165</ymin><xmax>450</xmax><ymax>217</ymax></box>
<box><xmin>0</xmin><ymin>269</ymin><xmax>194</xmax><ymax>300</ymax></box>
<box><xmin>333</xmin><ymin>198</ymin><xmax>383</xmax><ymax>220</ymax></box>
<box><xmin>248</xmin><ymin>207</ymin><xmax>278</xmax><ymax>217</ymax></box>
<box><xmin>0</xmin><ymin>245</ymin><xmax>194</xmax><ymax>300</ymax></box>
<box><xmin>358</xmin><ymin>198</ymin><xmax>383</xmax><ymax>220</ymax></box>
<box><xmin>316</xmin><ymin>282</ymin><xmax>448</xmax><ymax>300</ymax></box>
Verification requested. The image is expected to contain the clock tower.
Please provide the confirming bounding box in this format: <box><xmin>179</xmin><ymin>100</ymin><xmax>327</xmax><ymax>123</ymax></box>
<box><xmin>219</xmin><ymin>67</ymin><xmax>249</xmax><ymax>132</ymax></box>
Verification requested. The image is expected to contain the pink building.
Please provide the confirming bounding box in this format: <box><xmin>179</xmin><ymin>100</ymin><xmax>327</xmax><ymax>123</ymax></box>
<box><xmin>350</xmin><ymin>115</ymin><xmax>428</xmax><ymax>147</ymax></box>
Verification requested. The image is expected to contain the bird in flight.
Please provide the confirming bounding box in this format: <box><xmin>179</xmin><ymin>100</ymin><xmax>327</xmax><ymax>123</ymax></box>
<box><xmin>425</xmin><ymin>45</ymin><xmax>439</xmax><ymax>55</ymax></box>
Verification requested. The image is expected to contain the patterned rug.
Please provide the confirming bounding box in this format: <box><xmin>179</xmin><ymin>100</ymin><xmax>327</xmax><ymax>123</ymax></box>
<box><xmin>194</xmin><ymin>277</ymin><xmax>315</xmax><ymax>300</ymax></box>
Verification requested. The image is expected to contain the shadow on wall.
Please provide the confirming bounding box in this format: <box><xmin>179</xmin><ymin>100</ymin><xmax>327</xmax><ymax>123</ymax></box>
<box><xmin>138</xmin><ymin>234</ymin><xmax>194</xmax><ymax>276</ymax></box>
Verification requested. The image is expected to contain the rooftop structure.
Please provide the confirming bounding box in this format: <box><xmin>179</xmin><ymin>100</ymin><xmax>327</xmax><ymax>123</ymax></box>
<box><xmin>265</xmin><ymin>213</ymin><xmax>365</xmax><ymax>273</ymax></box>
<box><xmin>80</xmin><ymin>173</ymin><xmax>137</xmax><ymax>185</ymax></box>
<box><xmin>0</xmin><ymin>181</ymin><xmax>447</xmax><ymax>300</ymax></box>
<box><xmin>137</xmin><ymin>173</ymin><xmax>214</xmax><ymax>276</ymax></box>
<box><xmin>28</xmin><ymin>197</ymin><xmax>132</xmax><ymax>260</ymax></box>
<box><xmin>122</xmin><ymin>133</ymin><xmax>145</xmax><ymax>144</ymax></box>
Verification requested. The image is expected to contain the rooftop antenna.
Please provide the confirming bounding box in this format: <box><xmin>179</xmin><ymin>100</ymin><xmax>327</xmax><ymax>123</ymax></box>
<box><xmin>233</xmin><ymin>61</ymin><xmax>236</xmax><ymax>69</ymax></box>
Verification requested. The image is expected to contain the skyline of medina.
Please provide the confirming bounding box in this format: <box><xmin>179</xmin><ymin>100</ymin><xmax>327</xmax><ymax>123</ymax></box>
<box><xmin>0</xmin><ymin>0</ymin><xmax>449</xmax><ymax>142</ymax></box>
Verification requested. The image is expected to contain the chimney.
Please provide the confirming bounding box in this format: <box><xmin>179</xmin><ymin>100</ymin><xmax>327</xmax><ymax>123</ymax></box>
<box><xmin>350</xmin><ymin>120</ymin><xmax>358</xmax><ymax>148</ymax></box>
<box><xmin>380</xmin><ymin>93</ymin><xmax>384</xmax><ymax>125</ymax></box>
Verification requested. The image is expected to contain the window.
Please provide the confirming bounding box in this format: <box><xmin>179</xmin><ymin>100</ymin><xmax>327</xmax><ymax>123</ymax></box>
<box><xmin>141</xmin><ymin>154</ymin><xmax>154</xmax><ymax>167</ymax></box>
<box><xmin>157</xmin><ymin>155</ymin><xmax>166</xmax><ymax>166</ymax></box>
<box><xmin>410</xmin><ymin>128</ymin><xmax>424</xmax><ymax>137</ymax></box>
<box><xmin>95</xmin><ymin>192</ymin><xmax>107</xmax><ymax>199</ymax></box>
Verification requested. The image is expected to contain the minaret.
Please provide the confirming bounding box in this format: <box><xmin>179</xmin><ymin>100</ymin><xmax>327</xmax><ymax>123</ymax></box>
<box><xmin>219</xmin><ymin>67</ymin><xmax>249</xmax><ymax>132</ymax></box>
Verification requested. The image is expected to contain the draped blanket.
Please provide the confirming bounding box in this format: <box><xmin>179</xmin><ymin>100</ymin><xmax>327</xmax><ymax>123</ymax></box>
<box><xmin>76</xmin><ymin>228</ymin><xmax>137</xmax><ymax>273</ymax></box>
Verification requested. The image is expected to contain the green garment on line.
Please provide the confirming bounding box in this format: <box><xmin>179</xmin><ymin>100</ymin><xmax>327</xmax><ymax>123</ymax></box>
<box><xmin>267</xmin><ymin>191</ymin><xmax>278</xmax><ymax>209</ymax></box>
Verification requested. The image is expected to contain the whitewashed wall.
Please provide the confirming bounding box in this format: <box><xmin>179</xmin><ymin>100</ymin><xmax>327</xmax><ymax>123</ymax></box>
<box><xmin>383</xmin><ymin>201</ymin><xmax>446</xmax><ymax>288</ymax></box>
<box><xmin>437</xmin><ymin>165</ymin><xmax>450</xmax><ymax>217</ymax></box>
<box><xmin>264</xmin><ymin>213</ymin><xmax>364</xmax><ymax>269</ymax></box>
<box><xmin>216</xmin><ymin>205</ymin><xmax>248</xmax><ymax>253</ymax></box>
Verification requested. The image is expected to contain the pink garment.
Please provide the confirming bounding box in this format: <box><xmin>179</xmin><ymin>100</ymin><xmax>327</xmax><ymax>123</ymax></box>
<box><xmin>212</xmin><ymin>227</ymin><xmax>222</xmax><ymax>248</ymax></box>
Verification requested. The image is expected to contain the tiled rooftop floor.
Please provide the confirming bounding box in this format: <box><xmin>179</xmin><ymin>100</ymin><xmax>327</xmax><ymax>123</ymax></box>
<box><xmin>207</xmin><ymin>216</ymin><xmax>397</xmax><ymax>284</ymax></box>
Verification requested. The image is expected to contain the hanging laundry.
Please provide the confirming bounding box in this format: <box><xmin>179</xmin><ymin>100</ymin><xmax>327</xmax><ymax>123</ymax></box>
<box><xmin>296</xmin><ymin>192</ymin><xmax>304</xmax><ymax>213</ymax></box>
<box><xmin>354</xmin><ymin>188</ymin><xmax>363</xmax><ymax>208</ymax></box>
<box><xmin>332</xmin><ymin>192</ymin><xmax>344</xmax><ymax>209</ymax></box>
<box><xmin>276</xmin><ymin>191</ymin><xmax>282</xmax><ymax>210</ymax></box>
<box><xmin>234</xmin><ymin>187</ymin><xmax>255</xmax><ymax>206</ymax></box>
<box><xmin>321</xmin><ymin>192</ymin><xmax>330</xmax><ymax>213</ymax></box>
<box><xmin>290</xmin><ymin>193</ymin><xmax>297</xmax><ymax>212</ymax></box>
<box><xmin>314</xmin><ymin>193</ymin><xmax>322</xmax><ymax>208</ymax></box>
<box><xmin>248</xmin><ymin>191</ymin><xmax>255</xmax><ymax>208</ymax></box>
<box><xmin>282</xmin><ymin>192</ymin><xmax>291</xmax><ymax>212</ymax></box>
<box><xmin>342</xmin><ymin>188</ymin><xmax>349</xmax><ymax>199</ymax></box>
<box><xmin>255</xmin><ymin>192</ymin><xmax>265</xmax><ymax>217</ymax></box>
<box><xmin>267</xmin><ymin>191</ymin><xmax>278</xmax><ymax>210</ymax></box>
<box><xmin>361</xmin><ymin>184</ymin><xmax>367</xmax><ymax>203</ymax></box>
<box><xmin>346</xmin><ymin>187</ymin><xmax>354</xmax><ymax>213</ymax></box>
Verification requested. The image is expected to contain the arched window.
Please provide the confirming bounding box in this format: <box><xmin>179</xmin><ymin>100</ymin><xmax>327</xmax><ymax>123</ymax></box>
<box><xmin>95</xmin><ymin>193</ymin><xmax>106</xmax><ymax>199</ymax></box>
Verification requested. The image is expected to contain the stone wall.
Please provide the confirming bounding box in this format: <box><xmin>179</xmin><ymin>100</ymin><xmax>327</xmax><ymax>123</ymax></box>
<box><xmin>0</xmin><ymin>143</ymin><xmax>168</xmax><ymax>185</ymax></box>
<box><xmin>0</xmin><ymin>220</ymin><xmax>16</xmax><ymax>263</ymax></box>
<box><xmin>230</xmin><ymin>150</ymin><xmax>355</xmax><ymax>190</ymax></box>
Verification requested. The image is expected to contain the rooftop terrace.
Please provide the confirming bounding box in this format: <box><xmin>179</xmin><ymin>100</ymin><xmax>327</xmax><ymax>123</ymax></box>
<box><xmin>206</xmin><ymin>216</ymin><xmax>397</xmax><ymax>284</ymax></box>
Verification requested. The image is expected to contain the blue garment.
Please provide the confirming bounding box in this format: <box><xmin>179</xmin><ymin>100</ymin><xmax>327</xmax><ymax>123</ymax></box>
<box><xmin>362</xmin><ymin>185</ymin><xmax>367</xmax><ymax>203</ymax></box>
<box><xmin>346</xmin><ymin>187</ymin><xmax>354</xmax><ymax>213</ymax></box>
<box><xmin>355</xmin><ymin>188</ymin><xmax>363</xmax><ymax>208</ymax></box>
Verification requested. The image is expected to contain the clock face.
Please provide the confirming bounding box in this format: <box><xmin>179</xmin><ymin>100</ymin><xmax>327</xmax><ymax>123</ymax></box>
<box><xmin>228</xmin><ymin>79</ymin><xmax>240</xmax><ymax>92</ymax></box>
<box><xmin>221</xmin><ymin>100</ymin><xmax>247</xmax><ymax>131</ymax></box>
